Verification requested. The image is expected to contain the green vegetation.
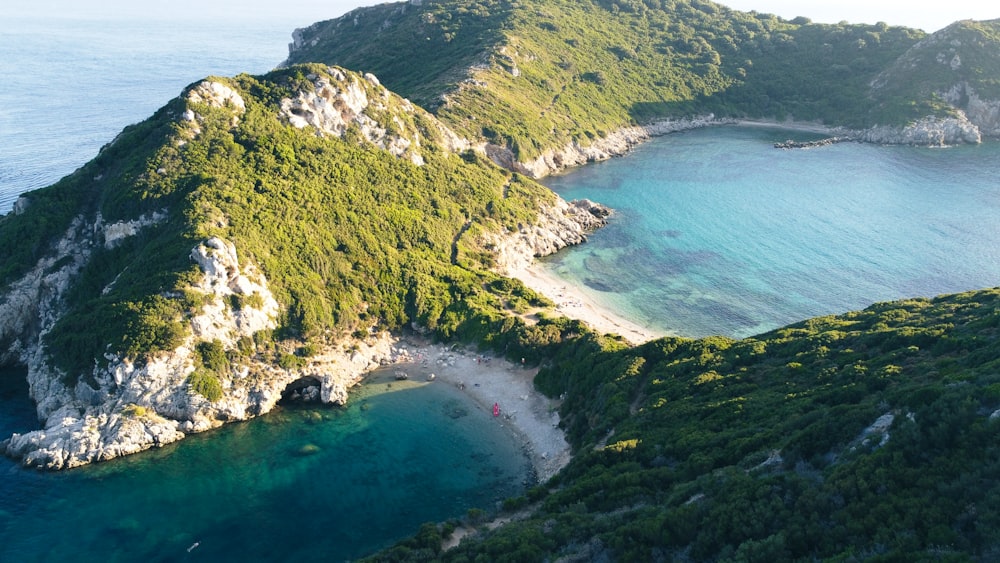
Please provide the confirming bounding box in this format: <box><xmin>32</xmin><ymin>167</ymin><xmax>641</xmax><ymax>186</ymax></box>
<box><xmin>0</xmin><ymin>64</ymin><xmax>568</xmax><ymax>382</ymax></box>
<box><xmin>4</xmin><ymin>1</ymin><xmax>1000</xmax><ymax>559</ymax></box>
<box><xmin>287</xmin><ymin>0</ymin><xmax>942</xmax><ymax>160</ymax></box>
<box><xmin>869</xmin><ymin>19</ymin><xmax>1000</xmax><ymax>123</ymax></box>
<box><xmin>374</xmin><ymin>289</ymin><xmax>1000</xmax><ymax>560</ymax></box>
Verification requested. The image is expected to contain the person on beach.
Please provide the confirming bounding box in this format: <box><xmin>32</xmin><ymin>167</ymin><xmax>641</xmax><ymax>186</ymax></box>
<box><xmin>493</xmin><ymin>402</ymin><xmax>500</xmax><ymax>417</ymax></box>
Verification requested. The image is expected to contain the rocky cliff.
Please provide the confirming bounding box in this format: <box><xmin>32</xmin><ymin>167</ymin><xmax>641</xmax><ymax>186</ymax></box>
<box><xmin>485</xmin><ymin>198</ymin><xmax>610</xmax><ymax>276</ymax></box>
<box><xmin>2</xmin><ymin>207</ymin><xmax>602</xmax><ymax>469</ymax></box>
<box><xmin>486</xmin><ymin>116</ymin><xmax>729</xmax><ymax>179</ymax></box>
<box><xmin>866</xmin><ymin>19</ymin><xmax>1000</xmax><ymax>144</ymax></box>
<box><xmin>0</xmin><ymin>217</ymin><xmax>403</xmax><ymax>469</ymax></box>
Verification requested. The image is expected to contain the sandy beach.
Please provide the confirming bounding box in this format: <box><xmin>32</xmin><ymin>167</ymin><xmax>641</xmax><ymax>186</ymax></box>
<box><xmin>513</xmin><ymin>263</ymin><xmax>668</xmax><ymax>346</ymax></box>
<box><xmin>377</xmin><ymin>338</ymin><xmax>571</xmax><ymax>483</ymax></box>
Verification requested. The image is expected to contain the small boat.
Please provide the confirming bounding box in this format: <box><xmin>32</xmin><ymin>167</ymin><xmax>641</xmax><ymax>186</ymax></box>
<box><xmin>394</xmin><ymin>370</ymin><xmax>408</xmax><ymax>380</ymax></box>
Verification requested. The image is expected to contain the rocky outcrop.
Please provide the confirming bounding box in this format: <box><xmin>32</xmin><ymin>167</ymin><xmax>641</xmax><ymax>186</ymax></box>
<box><xmin>855</xmin><ymin>114</ymin><xmax>982</xmax><ymax>146</ymax></box>
<box><xmin>178</xmin><ymin>79</ymin><xmax>246</xmax><ymax>143</ymax></box>
<box><xmin>485</xmin><ymin>198</ymin><xmax>611</xmax><ymax>276</ymax></box>
<box><xmin>486</xmin><ymin>115</ymin><xmax>729</xmax><ymax>179</ymax></box>
<box><xmin>1</xmin><ymin>226</ymin><xmax>413</xmax><ymax>469</ymax></box>
<box><xmin>279</xmin><ymin>67</ymin><xmax>470</xmax><ymax>166</ymax></box>
<box><xmin>865</xmin><ymin>20</ymin><xmax>1000</xmax><ymax>145</ymax></box>
<box><xmin>942</xmin><ymin>83</ymin><xmax>1000</xmax><ymax>137</ymax></box>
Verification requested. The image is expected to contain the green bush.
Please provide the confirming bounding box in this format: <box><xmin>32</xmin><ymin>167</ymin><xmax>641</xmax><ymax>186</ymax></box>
<box><xmin>188</xmin><ymin>369</ymin><xmax>223</xmax><ymax>402</ymax></box>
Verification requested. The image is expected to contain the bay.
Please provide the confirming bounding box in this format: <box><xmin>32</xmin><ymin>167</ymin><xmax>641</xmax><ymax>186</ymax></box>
<box><xmin>541</xmin><ymin>126</ymin><xmax>1000</xmax><ymax>338</ymax></box>
<box><xmin>0</xmin><ymin>367</ymin><xmax>528</xmax><ymax>561</ymax></box>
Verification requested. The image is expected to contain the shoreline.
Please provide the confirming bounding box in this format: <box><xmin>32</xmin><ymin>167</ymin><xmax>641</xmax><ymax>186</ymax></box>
<box><xmin>371</xmin><ymin>338</ymin><xmax>571</xmax><ymax>484</ymax></box>
<box><xmin>502</xmin><ymin>117</ymin><xmax>840</xmax><ymax>348</ymax></box>
<box><xmin>733</xmin><ymin>118</ymin><xmax>839</xmax><ymax>135</ymax></box>
<box><xmin>513</xmin><ymin>262</ymin><xmax>668</xmax><ymax>346</ymax></box>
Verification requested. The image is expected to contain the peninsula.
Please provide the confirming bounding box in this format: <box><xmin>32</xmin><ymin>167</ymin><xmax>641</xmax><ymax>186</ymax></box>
<box><xmin>3</xmin><ymin>0</ymin><xmax>1000</xmax><ymax>560</ymax></box>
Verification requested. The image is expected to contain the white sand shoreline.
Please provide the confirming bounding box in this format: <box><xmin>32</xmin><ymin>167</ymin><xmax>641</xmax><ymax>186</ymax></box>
<box><xmin>513</xmin><ymin>263</ymin><xmax>669</xmax><ymax>346</ymax></box>
<box><xmin>373</xmin><ymin>338</ymin><xmax>571</xmax><ymax>483</ymax></box>
<box><xmin>734</xmin><ymin>118</ymin><xmax>840</xmax><ymax>135</ymax></box>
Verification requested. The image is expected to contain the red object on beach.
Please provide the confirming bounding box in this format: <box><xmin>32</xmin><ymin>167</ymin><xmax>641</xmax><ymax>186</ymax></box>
<box><xmin>493</xmin><ymin>402</ymin><xmax>500</xmax><ymax>417</ymax></box>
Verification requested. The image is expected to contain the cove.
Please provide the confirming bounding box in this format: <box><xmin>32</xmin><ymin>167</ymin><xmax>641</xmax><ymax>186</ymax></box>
<box><xmin>0</xmin><ymin>367</ymin><xmax>529</xmax><ymax>561</ymax></box>
<box><xmin>541</xmin><ymin>125</ymin><xmax>1000</xmax><ymax>338</ymax></box>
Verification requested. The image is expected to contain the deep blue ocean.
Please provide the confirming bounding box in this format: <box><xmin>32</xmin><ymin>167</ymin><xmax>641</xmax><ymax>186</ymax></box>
<box><xmin>541</xmin><ymin>126</ymin><xmax>1000</xmax><ymax>338</ymax></box>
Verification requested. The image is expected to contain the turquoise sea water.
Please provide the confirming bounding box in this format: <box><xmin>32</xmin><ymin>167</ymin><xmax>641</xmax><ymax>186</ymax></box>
<box><xmin>0</xmin><ymin>367</ymin><xmax>528</xmax><ymax>561</ymax></box>
<box><xmin>541</xmin><ymin>126</ymin><xmax>1000</xmax><ymax>338</ymax></box>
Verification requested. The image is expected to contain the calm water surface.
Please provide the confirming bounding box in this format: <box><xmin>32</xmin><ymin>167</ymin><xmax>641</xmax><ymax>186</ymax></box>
<box><xmin>0</xmin><ymin>368</ymin><xmax>528</xmax><ymax>561</ymax></box>
<box><xmin>542</xmin><ymin>126</ymin><xmax>1000</xmax><ymax>338</ymax></box>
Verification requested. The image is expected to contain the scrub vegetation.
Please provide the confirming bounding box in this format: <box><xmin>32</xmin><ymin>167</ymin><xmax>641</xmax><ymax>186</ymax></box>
<box><xmin>285</xmin><ymin>0</ymin><xmax>1000</xmax><ymax>162</ymax></box>
<box><xmin>374</xmin><ymin>289</ymin><xmax>1000</xmax><ymax>561</ymax></box>
<box><xmin>3</xmin><ymin>0</ymin><xmax>1000</xmax><ymax>559</ymax></box>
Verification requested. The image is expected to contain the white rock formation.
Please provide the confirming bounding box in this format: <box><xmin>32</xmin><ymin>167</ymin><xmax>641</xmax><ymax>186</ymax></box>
<box><xmin>0</xmin><ymin>225</ymin><xmax>410</xmax><ymax>469</ymax></box>
<box><xmin>855</xmin><ymin>114</ymin><xmax>982</xmax><ymax>146</ymax></box>
<box><xmin>278</xmin><ymin>68</ymin><xmax>471</xmax><ymax>165</ymax></box>
<box><xmin>485</xmin><ymin>198</ymin><xmax>611</xmax><ymax>276</ymax></box>
<box><xmin>180</xmin><ymin>80</ymin><xmax>247</xmax><ymax>139</ymax></box>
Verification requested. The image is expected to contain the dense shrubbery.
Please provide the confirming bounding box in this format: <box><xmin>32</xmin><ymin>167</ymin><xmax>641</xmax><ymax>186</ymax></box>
<box><xmin>1</xmin><ymin>65</ymin><xmax>567</xmax><ymax>382</ymax></box>
<box><xmin>286</xmin><ymin>0</ymin><xmax>942</xmax><ymax>160</ymax></box>
<box><xmin>372</xmin><ymin>289</ymin><xmax>1000</xmax><ymax>560</ymax></box>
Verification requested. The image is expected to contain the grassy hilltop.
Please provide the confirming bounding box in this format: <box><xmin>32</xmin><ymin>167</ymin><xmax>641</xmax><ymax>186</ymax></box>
<box><xmin>0</xmin><ymin>64</ymin><xmax>570</xmax><ymax>386</ymax></box>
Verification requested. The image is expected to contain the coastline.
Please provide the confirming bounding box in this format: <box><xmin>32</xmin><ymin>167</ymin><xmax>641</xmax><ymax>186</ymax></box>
<box><xmin>500</xmin><ymin>116</ymin><xmax>842</xmax><ymax>347</ymax></box>
<box><xmin>733</xmin><ymin>118</ymin><xmax>839</xmax><ymax>135</ymax></box>
<box><xmin>513</xmin><ymin>262</ymin><xmax>668</xmax><ymax>346</ymax></box>
<box><xmin>377</xmin><ymin>338</ymin><xmax>571</xmax><ymax>484</ymax></box>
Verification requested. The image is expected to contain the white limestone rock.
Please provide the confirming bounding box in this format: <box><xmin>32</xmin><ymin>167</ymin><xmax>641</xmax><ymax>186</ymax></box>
<box><xmin>488</xmin><ymin>115</ymin><xmax>729</xmax><ymax>179</ymax></box>
<box><xmin>2</xmin><ymin>226</ymin><xmax>406</xmax><ymax>469</ymax></box>
<box><xmin>485</xmin><ymin>197</ymin><xmax>611</xmax><ymax>276</ymax></box>
<box><xmin>279</xmin><ymin>67</ymin><xmax>470</xmax><ymax>165</ymax></box>
<box><xmin>857</xmin><ymin>114</ymin><xmax>982</xmax><ymax>146</ymax></box>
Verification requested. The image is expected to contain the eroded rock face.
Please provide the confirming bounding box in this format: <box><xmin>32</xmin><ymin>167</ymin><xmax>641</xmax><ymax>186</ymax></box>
<box><xmin>943</xmin><ymin>84</ymin><xmax>1000</xmax><ymax>137</ymax></box>
<box><xmin>488</xmin><ymin>116</ymin><xmax>728</xmax><ymax>179</ymax></box>
<box><xmin>180</xmin><ymin>80</ymin><xmax>247</xmax><ymax>139</ymax></box>
<box><xmin>485</xmin><ymin>198</ymin><xmax>611</xmax><ymax>276</ymax></box>
<box><xmin>278</xmin><ymin>68</ymin><xmax>472</xmax><ymax>165</ymax></box>
<box><xmin>0</xmin><ymin>223</ymin><xmax>411</xmax><ymax>469</ymax></box>
<box><xmin>856</xmin><ymin>114</ymin><xmax>982</xmax><ymax>146</ymax></box>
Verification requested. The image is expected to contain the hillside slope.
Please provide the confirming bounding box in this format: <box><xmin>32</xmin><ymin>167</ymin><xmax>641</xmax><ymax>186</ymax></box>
<box><xmin>375</xmin><ymin>288</ymin><xmax>1000</xmax><ymax>560</ymax></box>
<box><xmin>0</xmin><ymin>64</ymin><xmax>607</xmax><ymax>468</ymax></box>
<box><xmin>287</xmin><ymin>0</ymin><xmax>1000</xmax><ymax>174</ymax></box>
<box><xmin>869</xmin><ymin>19</ymin><xmax>1000</xmax><ymax>138</ymax></box>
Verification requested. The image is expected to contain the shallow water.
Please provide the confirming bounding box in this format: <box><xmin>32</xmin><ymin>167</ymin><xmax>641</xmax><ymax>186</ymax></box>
<box><xmin>541</xmin><ymin>126</ymin><xmax>1000</xmax><ymax>338</ymax></box>
<box><xmin>0</xmin><ymin>368</ymin><xmax>529</xmax><ymax>561</ymax></box>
